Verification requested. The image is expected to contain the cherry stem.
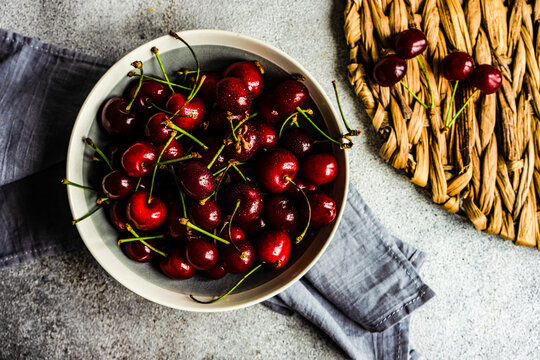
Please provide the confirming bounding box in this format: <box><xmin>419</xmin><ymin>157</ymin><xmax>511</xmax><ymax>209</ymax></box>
<box><xmin>331</xmin><ymin>80</ymin><xmax>355</xmax><ymax>134</ymax></box>
<box><xmin>169</xmin><ymin>166</ymin><xmax>188</xmax><ymax>217</ymax></box>
<box><xmin>296</xmin><ymin>107</ymin><xmax>342</xmax><ymax>145</ymax></box>
<box><xmin>130</xmin><ymin>73</ymin><xmax>192</xmax><ymax>91</ymax></box>
<box><xmin>446</xmin><ymin>89</ymin><xmax>479</xmax><ymax>128</ymax></box>
<box><xmin>278</xmin><ymin>112</ymin><xmax>299</xmax><ymax>138</ymax></box>
<box><xmin>147</xmin><ymin>100</ymin><xmax>175</xmax><ymax>115</ymax></box>
<box><xmin>179</xmin><ymin>218</ymin><xmax>230</xmax><ymax>245</ymax></box>
<box><xmin>61</xmin><ymin>178</ymin><xmax>97</xmax><ymax>193</ymax></box>
<box><xmin>72</xmin><ymin>205</ymin><xmax>102</xmax><ymax>225</ymax></box>
<box><xmin>213</xmin><ymin>162</ymin><xmax>233</xmax><ymax>200</ymax></box>
<box><xmin>125</xmin><ymin>224</ymin><xmax>167</xmax><ymax>257</ymax></box>
<box><xmin>230</xmin><ymin>115</ymin><xmax>239</xmax><ymax>142</ymax></box>
<box><xmin>126</xmin><ymin>62</ymin><xmax>144</xmax><ymax>111</ymax></box>
<box><xmin>165</xmin><ymin>120</ymin><xmax>208</xmax><ymax>150</ymax></box>
<box><xmin>228</xmin><ymin>200</ymin><xmax>243</xmax><ymax>253</ymax></box>
<box><xmin>151</xmin><ymin>47</ymin><xmax>175</xmax><ymax>94</ymax></box>
<box><xmin>169</xmin><ymin>31</ymin><xmax>200</xmax><ymax>99</ymax></box>
<box><xmin>155</xmin><ymin>152</ymin><xmax>201</xmax><ymax>166</ymax></box>
<box><xmin>96</xmin><ymin>197</ymin><xmax>110</xmax><ymax>205</ymax></box>
<box><xmin>148</xmin><ymin>134</ymin><xmax>176</xmax><ymax>204</ymax></box>
<box><xmin>207</xmin><ymin>144</ymin><xmax>226</xmax><ymax>169</ymax></box>
<box><xmin>399</xmin><ymin>81</ymin><xmax>428</xmax><ymax>109</ymax></box>
<box><xmin>190</xmin><ymin>263</ymin><xmax>264</xmax><ymax>304</ymax></box>
<box><xmin>135</xmin><ymin>176</ymin><xmax>143</xmax><ymax>192</ymax></box>
<box><xmin>285</xmin><ymin>176</ymin><xmax>310</xmax><ymax>243</ymax></box>
<box><xmin>232</xmin><ymin>113</ymin><xmax>253</xmax><ymax>133</ymax></box>
<box><xmin>445</xmin><ymin>80</ymin><xmax>459</xmax><ymax>127</ymax></box>
<box><xmin>416</xmin><ymin>57</ymin><xmax>434</xmax><ymax>109</ymax></box>
<box><xmin>176</xmin><ymin>69</ymin><xmax>198</xmax><ymax>76</ymax></box>
<box><xmin>84</xmin><ymin>138</ymin><xmax>113</xmax><ymax>170</ymax></box>
<box><xmin>117</xmin><ymin>234</ymin><xmax>165</xmax><ymax>245</ymax></box>
<box><xmin>231</xmin><ymin>163</ymin><xmax>247</xmax><ymax>181</ymax></box>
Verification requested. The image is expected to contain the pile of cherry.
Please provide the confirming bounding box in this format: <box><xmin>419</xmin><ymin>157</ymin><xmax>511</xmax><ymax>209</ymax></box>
<box><xmin>67</xmin><ymin>36</ymin><xmax>354</xmax><ymax>303</ymax></box>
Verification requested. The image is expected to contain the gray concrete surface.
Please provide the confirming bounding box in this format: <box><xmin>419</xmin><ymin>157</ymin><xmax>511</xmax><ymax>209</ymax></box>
<box><xmin>1</xmin><ymin>0</ymin><xmax>539</xmax><ymax>359</ymax></box>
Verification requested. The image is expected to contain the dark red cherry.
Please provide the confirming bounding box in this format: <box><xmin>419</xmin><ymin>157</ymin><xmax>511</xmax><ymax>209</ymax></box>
<box><xmin>202</xmin><ymin>264</ymin><xmax>227</xmax><ymax>280</ymax></box>
<box><xmin>300</xmin><ymin>191</ymin><xmax>337</xmax><ymax>228</ymax></box>
<box><xmin>124</xmin><ymin>239</ymin><xmax>157</xmax><ymax>263</ymax></box>
<box><xmin>469</xmin><ymin>65</ymin><xmax>502</xmax><ymax>94</ymax></box>
<box><xmin>440</xmin><ymin>52</ymin><xmax>475</xmax><ymax>81</ymax></box>
<box><xmin>223</xmin><ymin>122</ymin><xmax>261</xmax><ymax>161</ymax></box>
<box><xmin>160</xmin><ymin>247</ymin><xmax>196</xmax><ymax>280</ymax></box>
<box><xmin>102</xmin><ymin>169</ymin><xmax>137</xmax><ymax>200</ymax></box>
<box><xmin>224</xmin><ymin>182</ymin><xmax>264</xmax><ymax>224</ymax></box>
<box><xmin>190</xmin><ymin>71</ymin><xmax>220</xmax><ymax>103</ymax></box>
<box><xmin>185</xmin><ymin>238</ymin><xmax>219</xmax><ymax>271</ymax></box>
<box><xmin>372</xmin><ymin>55</ymin><xmax>407</xmax><ymax>87</ymax></box>
<box><xmin>166</xmin><ymin>93</ymin><xmax>206</xmax><ymax>133</ymax></box>
<box><xmin>253</xmin><ymin>120</ymin><xmax>278</xmax><ymax>148</ymax></box>
<box><xmin>196</xmin><ymin>134</ymin><xmax>228</xmax><ymax>173</ymax></box>
<box><xmin>108</xmin><ymin>200</ymin><xmax>129</xmax><ymax>232</ymax></box>
<box><xmin>255</xmin><ymin>230</ymin><xmax>291</xmax><ymax>270</ymax></box>
<box><xmin>208</xmin><ymin>104</ymin><xmax>247</xmax><ymax>133</ymax></box>
<box><xmin>257</xmin><ymin>148</ymin><xmax>299</xmax><ymax>193</ymax></box>
<box><xmin>394</xmin><ymin>28</ymin><xmax>427</xmax><ymax>59</ymax></box>
<box><xmin>301</xmin><ymin>153</ymin><xmax>338</xmax><ymax>186</ymax></box>
<box><xmin>156</xmin><ymin>138</ymin><xmax>184</xmax><ymax>161</ymax></box>
<box><xmin>121</xmin><ymin>141</ymin><xmax>157</xmax><ymax>178</ymax></box>
<box><xmin>129</xmin><ymin>79</ymin><xmax>171</xmax><ymax>114</ymax></box>
<box><xmin>280</xmin><ymin>127</ymin><xmax>313</xmax><ymax>159</ymax></box>
<box><xmin>223</xmin><ymin>61</ymin><xmax>264</xmax><ymax>98</ymax></box>
<box><xmin>273</xmin><ymin>80</ymin><xmax>310</xmax><ymax>116</ymax></box>
<box><xmin>219</xmin><ymin>240</ymin><xmax>255</xmax><ymax>274</ymax></box>
<box><xmin>257</xmin><ymin>93</ymin><xmax>282</xmax><ymax>125</ymax></box>
<box><xmin>240</xmin><ymin>216</ymin><xmax>267</xmax><ymax>237</ymax></box>
<box><xmin>263</xmin><ymin>195</ymin><xmax>299</xmax><ymax>233</ymax></box>
<box><xmin>215</xmin><ymin>77</ymin><xmax>253</xmax><ymax>115</ymax></box>
<box><xmin>125</xmin><ymin>191</ymin><xmax>167</xmax><ymax>231</ymax></box>
<box><xmin>101</xmin><ymin>97</ymin><xmax>141</xmax><ymax>137</ymax></box>
<box><xmin>145</xmin><ymin>112</ymin><xmax>174</xmax><ymax>144</ymax></box>
<box><xmin>178</xmin><ymin>161</ymin><xmax>216</xmax><ymax>200</ymax></box>
<box><xmin>218</xmin><ymin>226</ymin><xmax>245</xmax><ymax>244</ymax></box>
<box><xmin>188</xmin><ymin>199</ymin><xmax>222</xmax><ymax>231</ymax></box>
<box><xmin>284</xmin><ymin>175</ymin><xmax>317</xmax><ymax>200</ymax></box>
<box><xmin>165</xmin><ymin>201</ymin><xmax>186</xmax><ymax>240</ymax></box>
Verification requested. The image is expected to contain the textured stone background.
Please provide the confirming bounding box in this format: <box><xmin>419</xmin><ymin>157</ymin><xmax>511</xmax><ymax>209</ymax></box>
<box><xmin>0</xmin><ymin>0</ymin><xmax>539</xmax><ymax>359</ymax></box>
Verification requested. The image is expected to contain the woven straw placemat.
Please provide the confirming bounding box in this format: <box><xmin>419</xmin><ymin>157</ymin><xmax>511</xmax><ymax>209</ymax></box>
<box><xmin>344</xmin><ymin>0</ymin><xmax>540</xmax><ymax>249</ymax></box>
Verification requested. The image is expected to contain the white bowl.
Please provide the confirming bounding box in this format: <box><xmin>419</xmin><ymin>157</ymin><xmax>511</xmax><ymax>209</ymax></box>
<box><xmin>66</xmin><ymin>29</ymin><xmax>349</xmax><ymax>311</ymax></box>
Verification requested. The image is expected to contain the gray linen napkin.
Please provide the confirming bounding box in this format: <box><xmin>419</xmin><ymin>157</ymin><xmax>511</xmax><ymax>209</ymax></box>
<box><xmin>0</xmin><ymin>29</ymin><xmax>434</xmax><ymax>359</ymax></box>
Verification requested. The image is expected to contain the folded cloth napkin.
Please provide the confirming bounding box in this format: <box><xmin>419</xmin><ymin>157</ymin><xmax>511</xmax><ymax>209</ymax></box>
<box><xmin>0</xmin><ymin>29</ymin><xmax>435</xmax><ymax>359</ymax></box>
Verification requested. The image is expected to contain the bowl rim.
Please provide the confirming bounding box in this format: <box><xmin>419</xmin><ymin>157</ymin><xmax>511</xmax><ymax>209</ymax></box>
<box><xmin>66</xmin><ymin>29</ymin><xmax>349</xmax><ymax>312</ymax></box>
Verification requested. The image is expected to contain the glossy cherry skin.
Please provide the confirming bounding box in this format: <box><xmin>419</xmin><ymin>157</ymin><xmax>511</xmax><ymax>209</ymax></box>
<box><xmin>440</xmin><ymin>52</ymin><xmax>475</xmax><ymax>81</ymax></box>
<box><xmin>257</xmin><ymin>93</ymin><xmax>282</xmax><ymax>125</ymax></box>
<box><xmin>219</xmin><ymin>240</ymin><xmax>255</xmax><ymax>274</ymax></box>
<box><xmin>394</xmin><ymin>28</ymin><xmax>427</xmax><ymax>59</ymax></box>
<box><xmin>121</xmin><ymin>141</ymin><xmax>157</xmax><ymax>177</ymax></box>
<box><xmin>125</xmin><ymin>191</ymin><xmax>167</xmax><ymax>231</ymax></box>
<box><xmin>156</xmin><ymin>138</ymin><xmax>184</xmax><ymax>161</ymax></box>
<box><xmin>273</xmin><ymin>80</ymin><xmax>310</xmax><ymax>116</ymax></box>
<box><xmin>240</xmin><ymin>216</ymin><xmax>267</xmax><ymax>237</ymax></box>
<box><xmin>284</xmin><ymin>175</ymin><xmax>317</xmax><ymax>200</ymax></box>
<box><xmin>208</xmin><ymin>104</ymin><xmax>247</xmax><ymax>133</ymax></box>
<box><xmin>101</xmin><ymin>97</ymin><xmax>141</xmax><ymax>137</ymax></box>
<box><xmin>223</xmin><ymin>122</ymin><xmax>261</xmax><ymax>161</ymax></box>
<box><xmin>469</xmin><ymin>65</ymin><xmax>502</xmax><ymax>94</ymax></box>
<box><xmin>301</xmin><ymin>153</ymin><xmax>338</xmax><ymax>186</ymax></box>
<box><xmin>224</xmin><ymin>182</ymin><xmax>264</xmax><ymax>224</ymax></box>
<box><xmin>166</xmin><ymin>93</ymin><xmax>206</xmax><ymax>133</ymax></box>
<box><xmin>300</xmin><ymin>190</ymin><xmax>337</xmax><ymax>228</ymax></box>
<box><xmin>188</xmin><ymin>199</ymin><xmax>222</xmax><ymax>231</ymax></box>
<box><xmin>124</xmin><ymin>239</ymin><xmax>157</xmax><ymax>263</ymax></box>
<box><xmin>197</xmin><ymin>134</ymin><xmax>228</xmax><ymax>173</ymax></box>
<box><xmin>178</xmin><ymin>161</ymin><xmax>216</xmax><ymax>200</ymax></box>
<box><xmin>108</xmin><ymin>200</ymin><xmax>129</xmax><ymax>232</ymax></box>
<box><xmin>263</xmin><ymin>195</ymin><xmax>299</xmax><ymax>233</ymax></box>
<box><xmin>185</xmin><ymin>238</ymin><xmax>219</xmax><ymax>271</ymax></box>
<box><xmin>129</xmin><ymin>79</ymin><xmax>171</xmax><ymax>114</ymax></box>
<box><xmin>145</xmin><ymin>112</ymin><xmax>174</xmax><ymax>144</ymax></box>
<box><xmin>223</xmin><ymin>61</ymin><xmax>264</xmax><ymax>98</ymax></box>
<box><xmin>160</xmin><ymin>247</ymin><xmax>196</xmax><ymax>280</ymax></box>
<box><xmin>372</xmin><ymin>55</ymin><xmax>407</xmax><ymax>87</ymax></box>
<box><xmin>215</xmin><ymin>77</ymin><xmax>253</xmax><ymax>115</ymax></box>
<box><xmin>102</xmin><ymin>169</ymin><xmax>137</xmax><ymax>200</ymax></box>
<box><xmin>255</xmin><ymin>230</ymin><xmax>291</xmax><ymax>270</ymax></box>
<box><xmin>253</xmin><ymin>121</ymin><xmax>278</xmax><ymax>148</ymax></box>
<box><xmin>165</xmin><ymin>201</ymin><xmax>186</xmax><ymax>240</ymax></box>
<box><xmin>218</xmin><ymin>225</ymin><xmax>245</xmax><ymax>244</ymax></box>
<box><xmin>202</xmin><ymin>264</ymin><xmax>227</xmax><ymax>280</ymax></box>
<box><xmin>257</xmin><ymin>148</ymin><xmax>299</xmax><ymax>193</ymax></box>
<box><xmin>191</xmin><ymin>71</ymin><xmax>220</xmax><ymax>103</ymax></box>
<box><xmin>280</xmin><ymin>127</ymin><xmax>313</xmax><ymax>159</ymax></box>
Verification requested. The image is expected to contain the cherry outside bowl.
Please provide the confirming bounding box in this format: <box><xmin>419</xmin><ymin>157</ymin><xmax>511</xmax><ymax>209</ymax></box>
<box><xmin>66</xmin><ymin>29</ymin><xmax>349</xmax><ymax>312</ymax></box>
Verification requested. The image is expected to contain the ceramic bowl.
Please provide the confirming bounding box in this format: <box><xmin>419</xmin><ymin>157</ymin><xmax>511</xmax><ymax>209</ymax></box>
<box><xmin>66</xmin><ymin>29</ymin><xmax>349</xmax><ymax>311</ymax></box>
